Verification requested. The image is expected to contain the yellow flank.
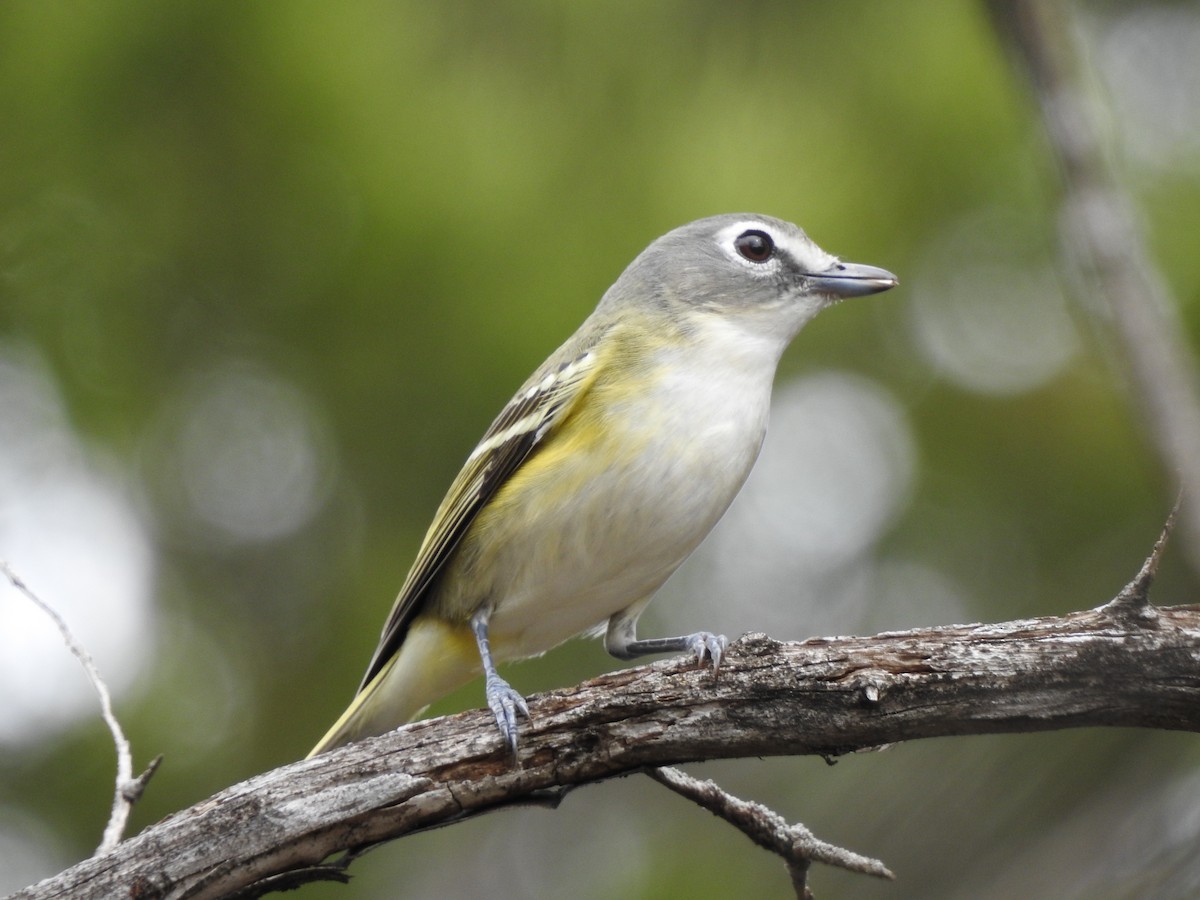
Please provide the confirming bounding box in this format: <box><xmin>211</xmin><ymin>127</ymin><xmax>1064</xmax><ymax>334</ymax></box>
<box><xmin>428</xmin><ymin>321</ymin><xmax>670</xmax><ymax>631</ymax></box>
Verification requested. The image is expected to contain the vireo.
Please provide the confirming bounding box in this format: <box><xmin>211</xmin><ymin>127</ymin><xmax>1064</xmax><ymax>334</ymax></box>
<box><xmin>310</xmin><ymin>213</ymin><xmax>897</xmax><ymax>756</ymax></box>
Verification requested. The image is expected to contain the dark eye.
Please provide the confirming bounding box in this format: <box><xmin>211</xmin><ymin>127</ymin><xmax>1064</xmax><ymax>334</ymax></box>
<box><xmin>734</xmin><ymin>229</ymin><xmax>774</xmax><ymax>263</ymax></box>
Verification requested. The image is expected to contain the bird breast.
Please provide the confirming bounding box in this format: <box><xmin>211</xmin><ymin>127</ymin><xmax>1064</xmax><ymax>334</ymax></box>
<box><xmin>469</xmin><ymin>315</ymin><xmax>783</xmax><ymax>659</ymax></box>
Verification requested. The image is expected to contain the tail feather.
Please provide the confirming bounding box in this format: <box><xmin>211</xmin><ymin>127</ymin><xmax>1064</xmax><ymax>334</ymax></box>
<box><xmin>307</xmin><ymin>655</ymin><xmax>402</xmax><ymax>758</ymax></box>
<box><xmin>307</xmin><ymin>617</ymin><xmax>481</xmax><ymax>757</ymax></box>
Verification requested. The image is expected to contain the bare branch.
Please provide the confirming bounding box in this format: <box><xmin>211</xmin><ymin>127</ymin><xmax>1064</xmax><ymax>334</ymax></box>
<box><xmin>0</xmin><ymin>561</ymin><xmax>155</xmax><ymax>855</ymax></box>
<box><xmin>984</xmin><ymin>1</ymin><xmax>1200</xmax><ymax>565</ymax></box>
<box><xmin>7</xmin><ymin>595</ymin><xmax>1198</xmax><ymax>900</ymax></box>
<box><xmin>645</xmin><ymin>765</ymin><xmax>893</xmax><ymax>898</ymax></box>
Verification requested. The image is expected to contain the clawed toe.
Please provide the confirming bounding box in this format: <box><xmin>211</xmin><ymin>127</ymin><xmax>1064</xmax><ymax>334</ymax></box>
<box><xmin>687</xmin><ymin>631</ymin><xmax>728</xmax><ymax>673</ymax></box>
<box><xmin>485</xmin><ymin>673</ymin><xmax>529</xmax><ymax>755</ymax></box>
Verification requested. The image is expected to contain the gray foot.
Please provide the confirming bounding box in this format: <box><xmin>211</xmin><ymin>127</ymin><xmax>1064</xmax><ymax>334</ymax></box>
<box><xmin>484</xmin><ymin>671</ymin><xmax>529</xmax><ymax>755</ymax></box>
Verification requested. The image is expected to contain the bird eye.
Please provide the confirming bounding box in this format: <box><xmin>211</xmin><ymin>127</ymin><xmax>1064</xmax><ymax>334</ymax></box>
<box><xmin>734</xmin><ymin>230</ymin><xmax>774</xmax><ymax>263</ymax></box>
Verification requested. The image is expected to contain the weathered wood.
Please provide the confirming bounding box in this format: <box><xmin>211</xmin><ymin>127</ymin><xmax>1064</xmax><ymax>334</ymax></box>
<box><xmin>11</xmin><ymin>604</ymin><xmax>1200</xmax><ymax>900</ymax></box>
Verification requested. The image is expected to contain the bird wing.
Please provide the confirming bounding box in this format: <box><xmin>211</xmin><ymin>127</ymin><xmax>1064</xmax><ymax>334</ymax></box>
<box><xmin>356</xmin><ymin>334</ymin><xmax>608</xmax><ymax>692</ymax></box>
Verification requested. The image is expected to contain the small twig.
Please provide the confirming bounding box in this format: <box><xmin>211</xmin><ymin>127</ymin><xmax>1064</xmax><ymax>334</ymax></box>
<box><xmin>1</xmin><ymin>560</ymin><xmax>156</xmax><ymax>854</ymax></box>
<box><xmin>1105</xmin><ymin>501</ymin><xmax>1179</xmax><ymax>615</ymax></box>
<box><xmin>124</xmin><ymin>755</ymin><xmax>165</xmax><ymax>805</ymax></box>
<box><xmin>224</xmin><ymin>864</ymin><xmax>352</xmax><ymax>900</ymax></box>
<box><xmin>645</xmin><ymin>766</ymin><xmax>893</xmax><ymax>898</ymax></box>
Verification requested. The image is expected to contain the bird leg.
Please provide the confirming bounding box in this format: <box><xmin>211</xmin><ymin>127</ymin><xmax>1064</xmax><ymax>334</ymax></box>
<box><xmin>469</xmin><ymin>606</ymin><xmax>529</xmax><ymax>755</ymax></box>
<box><xmin>604</xmin><ymin>607</ymin><xmax>727</xmax><ymax>672</ymax></box>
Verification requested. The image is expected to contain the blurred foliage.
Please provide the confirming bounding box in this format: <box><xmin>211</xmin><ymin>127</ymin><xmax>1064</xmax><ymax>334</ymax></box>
<box><xmin>2</xmin><ymin>1</ymin><xmax>1199</xmax><ymax>898</ymax></box>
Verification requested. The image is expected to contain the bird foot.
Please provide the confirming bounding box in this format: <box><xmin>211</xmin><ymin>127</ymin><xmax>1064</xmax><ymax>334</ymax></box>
<box><xmin>484</xmin><ymin>671</ymin><xmax>530</xmax><ymax>755</ymax></box>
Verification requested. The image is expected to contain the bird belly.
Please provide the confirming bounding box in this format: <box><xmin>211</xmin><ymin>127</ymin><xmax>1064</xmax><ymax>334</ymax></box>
<box><xmin>442</xmin><ymin>339</ymin><xmax>776</xmax><ymax>661</ymax></box>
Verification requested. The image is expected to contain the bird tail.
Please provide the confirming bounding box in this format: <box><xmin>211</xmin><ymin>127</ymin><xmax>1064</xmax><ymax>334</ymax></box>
<box><xmin>307</xmin><ymin>618</ymin><xmax>481</xmax><ymax>757</ymax></box>
<box><xmin>306</xmin><ymin>660</ymin><xmax>401</xmax><ymax>758</ymax></box>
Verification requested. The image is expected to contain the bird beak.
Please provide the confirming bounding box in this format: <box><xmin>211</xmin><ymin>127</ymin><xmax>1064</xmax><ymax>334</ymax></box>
<box><xmin>806</xmin><ymin>261</ymin><xmax>899</xmax><ymax>298</ymax></box>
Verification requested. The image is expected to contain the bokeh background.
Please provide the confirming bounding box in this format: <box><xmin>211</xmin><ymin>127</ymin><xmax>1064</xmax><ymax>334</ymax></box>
<box><xmin>3</xmin><ymin>1</ymin><xmax>1200</xmax><ymax>898</ymax></box>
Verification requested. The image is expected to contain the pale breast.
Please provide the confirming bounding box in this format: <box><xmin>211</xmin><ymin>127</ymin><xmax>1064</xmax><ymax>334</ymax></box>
<box><xmin>475</xmin><ymin>317</ymin><xmax>783</xmax><ymax>659</ymax></box>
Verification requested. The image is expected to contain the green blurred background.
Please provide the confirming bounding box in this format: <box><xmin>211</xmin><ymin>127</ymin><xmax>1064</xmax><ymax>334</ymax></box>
<box><xmin>2</xmin><ymin>1</ymin><xmax>1199</xmax><ymax>898</ymax></box>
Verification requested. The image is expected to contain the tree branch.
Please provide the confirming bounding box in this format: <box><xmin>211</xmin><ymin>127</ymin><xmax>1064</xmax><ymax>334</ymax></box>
<box><xmin>0</xmin><ymin>561</ymin><xmax>159</xmax><ymax>856</ymax></box>
<box><xmin>645</xmin><ymin>765</ymin><xmax>894</xmax><ymax>897</ymax></box>
<box><xmin>9</xmin><ymin>597</ymin><xmax>1199</xmax><ymax>900</ymax></box>
<box><xmin>985</xmin><ymin>1</ymin><xmax>1200</xmax><ymax>564</ymax></box>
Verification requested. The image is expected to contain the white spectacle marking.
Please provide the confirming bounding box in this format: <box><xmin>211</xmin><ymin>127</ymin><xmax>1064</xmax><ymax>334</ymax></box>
<box><xmin>715</xmin><ymin>219</ymin><xmax>838</xmax><ymax>276</ymax></box>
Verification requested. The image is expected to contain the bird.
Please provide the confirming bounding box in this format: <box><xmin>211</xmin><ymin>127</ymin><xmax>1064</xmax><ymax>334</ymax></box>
<box><xmin>309</xmin><ymin>213</ymin><xmax>897</xmax><ymax>757</ymax></box>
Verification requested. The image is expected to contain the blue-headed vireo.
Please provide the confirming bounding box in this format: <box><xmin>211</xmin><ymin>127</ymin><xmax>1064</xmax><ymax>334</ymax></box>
<box><xmin>309</xmin><ymin>213</ymin><xmax>897</xmax><ymax>756</ymax></box>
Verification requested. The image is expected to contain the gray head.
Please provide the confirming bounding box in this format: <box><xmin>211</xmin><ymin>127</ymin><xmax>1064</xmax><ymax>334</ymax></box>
<box><xmin>599</xmin><ymin>213</ymin><xmax>897</xmax><ymax>342</ymax></box>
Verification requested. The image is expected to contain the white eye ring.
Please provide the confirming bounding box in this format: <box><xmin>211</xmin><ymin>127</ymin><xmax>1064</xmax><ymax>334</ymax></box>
<box><xmin>734</xmin><ymin>230</ymin><xmax>774</xmax><ymax>263</ymax></box>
